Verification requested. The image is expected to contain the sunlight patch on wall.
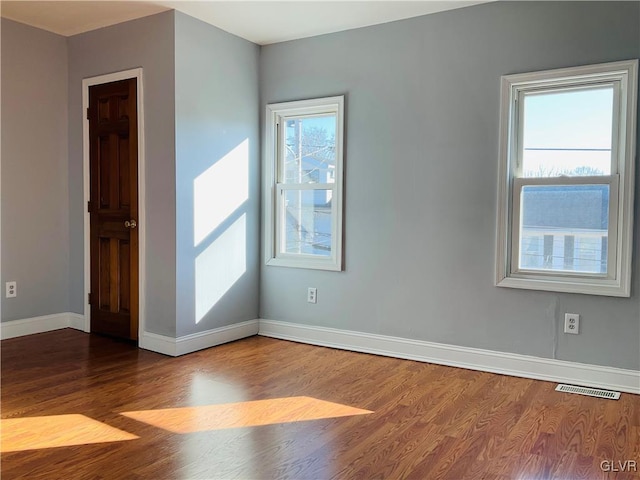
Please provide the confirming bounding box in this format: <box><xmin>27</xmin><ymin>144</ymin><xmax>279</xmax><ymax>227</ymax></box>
<box><xmin>1</xmin><ymin>414</ymin><xmax>138</xmax><ymax>452</ymax></box>
<box><xmin>193</xmin><ymin>139</ymin><xmax>249</xmax><ymax>247</ymax></box>
<box><xmin>120</xmin><ymin>396</ymin><xmax>373</xmax><ymax>434</ymax></box>
<box><xmin>195</xmin><ymin>213</ymin><xmax>246</xmax><ymax>322</ymax></box>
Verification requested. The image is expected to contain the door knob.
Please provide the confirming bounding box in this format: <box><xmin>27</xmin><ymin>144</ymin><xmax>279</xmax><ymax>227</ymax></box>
<box><xmin>125</xmin><ymin>220</ymin><xmax>137</xmax><ymax>229</ymax></box>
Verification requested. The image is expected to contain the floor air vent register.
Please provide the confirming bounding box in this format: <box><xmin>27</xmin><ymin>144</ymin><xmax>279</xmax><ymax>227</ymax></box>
<box><xmin>555</xmin><ymin>384</ymin><xmax>621</xmax><ymax>400</ymax></box>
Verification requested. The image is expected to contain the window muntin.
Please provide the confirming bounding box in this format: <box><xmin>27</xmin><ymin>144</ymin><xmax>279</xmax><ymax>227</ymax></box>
<box><xmin>496</xmin><ymin>60</ymin><xmax>637</xmax><ymax>296</ymax></box>
<box><xmin>265</xmin><ymin>96</ymin><xmax>344</xmax><ymax>271</ymax></box>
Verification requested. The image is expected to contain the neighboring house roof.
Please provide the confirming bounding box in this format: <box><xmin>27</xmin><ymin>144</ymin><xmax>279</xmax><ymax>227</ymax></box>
<box><xmin>522</xmin><ymin>185</ymin><xmax>608</xmax><ymax>230</ymax></box>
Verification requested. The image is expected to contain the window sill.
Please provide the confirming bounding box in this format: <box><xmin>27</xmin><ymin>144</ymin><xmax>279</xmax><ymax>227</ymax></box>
<box><xmin>496</xmin><ymin>275</ymin><xmax>630</xmax><ymax>297</ymax></box>
<box><xmin>266</xmin><ymin>256</ymin><xmax>342</xmax><ymax>271</ymax></box>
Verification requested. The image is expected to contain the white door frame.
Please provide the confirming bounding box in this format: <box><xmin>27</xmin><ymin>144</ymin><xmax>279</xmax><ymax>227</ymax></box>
<box><xmin>82</xmin><ymin>68</ymin><xmax>146</xmax><ymax>340</ymax></box>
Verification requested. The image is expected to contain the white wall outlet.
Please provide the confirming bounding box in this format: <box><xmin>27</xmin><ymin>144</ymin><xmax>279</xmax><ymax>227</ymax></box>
<box><xmin>5</xmin><ymin>281</ymin><xmax>16</xmax><ymax>298</ymax></box>
<box><xmin>564</xmin><ymin>313</ymin><xmax>580</xmax><ymax>334</ymax></box>
<box><xmin>307</xmin><ymin>287</ymin><xmax>317</xmax><ymax>304</ymax></box>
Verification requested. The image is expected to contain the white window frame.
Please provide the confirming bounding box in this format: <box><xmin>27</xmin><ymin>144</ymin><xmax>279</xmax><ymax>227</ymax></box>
<box><xmin>264</xmin><ymin>96</ymin><xmax>344</xmax><ymax>271</ymax></box>
<box><xmin>496</xmin><ymin>60</ymin><xmax>638</xmax><ymax>297</ymax></box>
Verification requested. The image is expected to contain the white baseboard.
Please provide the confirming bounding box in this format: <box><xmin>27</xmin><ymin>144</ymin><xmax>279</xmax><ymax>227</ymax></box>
<box><xmin>139</xmin><ymin>331</ymin><xmax>177</xmax><ymax>356</ymax></box>
<box><xmin>5</xmin><ymin>314</ymin><xmax>636</xmax><ymax>394</ymax></box>
<box><xmin>175</xmin><ymin>320</ymin><xmax>260</xmax><ymax>356</ymax></box>
<box><xmin>2</xmin><ymin>313</ymin><xmax>259</xmax><ymax>358</ymax></box>
<box><xmin>140</xmin><ymin>319</ymin><xmax>260</xmax><ymax>357</ymax></box>
<box><xmin>1</xmin><ymin>312</ymin><xmax>85</xmax><ymax>340</ymax></box>
<box><xmin>258</xmin><ymin>319</ymin><xmax>640</xmax><ymax>395</ymax></box>
<box><xmin>68</xmin><ymin>313</ymin><xmax>86</xmax><ymax>331</ymax></box>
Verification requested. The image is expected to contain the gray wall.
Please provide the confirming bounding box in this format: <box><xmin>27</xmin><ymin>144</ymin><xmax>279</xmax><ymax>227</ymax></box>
<box><xmin>174</xmin><ymin>12</ymin><xmax>260</xmax><ymax>336</ymax></box>
<box><xmin>259</xmin><ymin>1</ymin><xmax>640</xmax><ymax>370</ymax></box>
<box><xmin>1</xmin><ymin>19</ymin><xmax>70</xmax><ymax>321</ymax></box>
<box><xmin>68</xmin><ymin>12</ymin><xmax>177</xmax><ymax>336</ymax></box>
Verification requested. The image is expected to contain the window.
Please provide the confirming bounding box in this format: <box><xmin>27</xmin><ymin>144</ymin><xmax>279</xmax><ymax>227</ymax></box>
<box><xmin>496</xmin><ymin>60</ymin><xmax>637</xmax><ymax>296</ymax></box>
<box><xmin>264</xmin><ymin>96</ymin><xmax>344</xmax><ymax>270</ymax></box>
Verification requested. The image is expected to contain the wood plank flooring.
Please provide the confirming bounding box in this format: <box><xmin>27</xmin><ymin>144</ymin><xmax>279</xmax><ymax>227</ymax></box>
<box><xmin>1</xmin><ymin>329</ymin><xmax>638</xmax><ymax>479</ymax></box>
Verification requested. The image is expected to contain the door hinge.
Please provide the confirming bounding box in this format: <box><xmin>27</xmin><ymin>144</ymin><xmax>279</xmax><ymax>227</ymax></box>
<box><xmin>87</xmin><ymin>201</ymin><xmax>92</xmax><ymax>212</ymax></box>
<box><xmin>88</xmin><ymin>292</ymin><xmax>92</xmax><ymax>305</ymax></box>
<box><xmin>86</xmin><ymin>108</ymin><xmax>91</xmax><ymax>119</ymax></box>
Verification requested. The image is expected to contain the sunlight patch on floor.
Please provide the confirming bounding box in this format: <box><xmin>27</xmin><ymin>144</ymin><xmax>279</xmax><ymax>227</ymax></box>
<box><xmin>1</xmin><ymin>414</ymin><xmax>139</xmax><ymax>452</ymax></box>
<box><xmin>120</xmin><ymin>396</ymin><xmax>373</xmax><ymax>434</ymax></box>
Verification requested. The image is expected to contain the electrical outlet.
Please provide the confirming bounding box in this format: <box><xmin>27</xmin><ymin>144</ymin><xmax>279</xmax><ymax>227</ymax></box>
<box><xmin>5</xmin><ymin>281</ymin><xmax>16</xmax><ymax>298</ymax></box>
<box><xmin>307</xmin><ymin>287</ymin><xmax>317</xmax><ymax>304</ymax></box>
<box><xmin>564</xmin><ymin>313</ymin><xmax>580</xmax><ymax>334</ymax></box>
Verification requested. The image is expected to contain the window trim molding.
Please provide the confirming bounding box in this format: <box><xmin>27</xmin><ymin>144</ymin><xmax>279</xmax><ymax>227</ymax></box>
<box><xmin>495</xmin><ymin>60</ymin><xmax>638</xmax><ymax>297</ymax></box>
<box><xmin>263</xmin><ymin>95</ymin><xmax>345</xmax><ymax>271</ymax></box>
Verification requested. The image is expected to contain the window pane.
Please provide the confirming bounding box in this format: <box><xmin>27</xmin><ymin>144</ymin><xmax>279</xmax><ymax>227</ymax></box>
<box><xmin>522</xmin><ymin>87</ymin><xmax>613</xmax><ymax>177</ymax></box>
<box><xmin>282</xmin><ymin>189</ymin><xmax>333</xmax><ymax>256</ymax></box>
<box><xmin>284</xmin><ymin>115</ymin><xmax>336</xmax><ymax>184</ymax></box>
<box><xmin>519</xmin><ymin>184</ymin><xmax>609</xmax><ymax>274</ymax></box>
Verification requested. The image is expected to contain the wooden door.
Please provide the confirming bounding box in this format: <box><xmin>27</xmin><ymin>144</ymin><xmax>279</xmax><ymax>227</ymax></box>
<box><xmin>88</xmin><ymin>78</ymin><xmax>138</xmax><ymax>341</ymax></box>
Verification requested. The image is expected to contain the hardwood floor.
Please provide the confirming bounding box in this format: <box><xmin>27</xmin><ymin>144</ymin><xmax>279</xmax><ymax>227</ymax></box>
<box><xmin>1</xmin><ymin>329</ymin><xmax>638</xmax><ymax>479</ymax></box>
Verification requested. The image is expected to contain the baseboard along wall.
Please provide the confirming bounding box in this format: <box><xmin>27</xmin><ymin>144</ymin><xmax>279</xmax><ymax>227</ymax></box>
<box><xmin>258</xmin><ymin>319</ymin><xmax>640</xmax><ymax>395</ymax></box>
<box><xmin>0</xmin><ymin>313</ymin><xmax>260</xmax><ymax>357</ymax></box>
<box><xmin>139</xmin><ymin>320</ymin><xmax>260</xmax><ymax>357</ymax></box>
<box><xmin>0</xmin><ymin>312</ymin><xmax>85</xmax><ymax>340</ymax></box>
<box><xmin>2</xmin><ymin>314</ymin><xmax>637</xmax><ymax>394</ymax></box>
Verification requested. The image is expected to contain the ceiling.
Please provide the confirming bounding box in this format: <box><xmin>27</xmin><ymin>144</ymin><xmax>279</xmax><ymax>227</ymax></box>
<box><xmin>1</xmin><ymin>0</ymin><xmax>490</xmax><ymax>45</ymax></box>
